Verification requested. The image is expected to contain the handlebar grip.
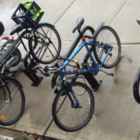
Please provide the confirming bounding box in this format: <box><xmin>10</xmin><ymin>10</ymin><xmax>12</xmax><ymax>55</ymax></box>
<box><xmin>92</xmin><ymin>22</ymin><xmax>105</xmax><ymax>39</ymax></box>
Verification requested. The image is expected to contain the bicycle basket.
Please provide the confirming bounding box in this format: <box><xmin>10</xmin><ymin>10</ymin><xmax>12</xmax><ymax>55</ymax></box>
<box><xmin>11</xmin><ymin>1</ymin><xmax>44</xmax><ymax>27</ymax></box>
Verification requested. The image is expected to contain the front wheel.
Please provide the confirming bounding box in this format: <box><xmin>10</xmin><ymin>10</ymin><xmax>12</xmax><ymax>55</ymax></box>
<box><xmin>0</xmin><ymin>78</ymin><xmax>25</xmax><ymax>125</ymax></box>
<box><xmin>52</xmin><ymin>82</ymin><xmax>94</xmax><ymax>132</ymax></box>
<box><xmin>29</xmin><ymin>23</ymin><xmax>61</xmax><ymax>64</ymax></box>
<box><xmin>93</xmin><ymin>26</ymin><xmax>121</xmax><ymax>68</ymax></box>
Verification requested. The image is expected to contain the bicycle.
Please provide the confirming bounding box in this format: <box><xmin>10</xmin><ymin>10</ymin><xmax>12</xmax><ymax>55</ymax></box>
<box><xmin>40</xmin><ymin>18</ymin><xmax>121</xmax><ymax>132</ymax></box>
<box><xmin>51</xmin><ymin>25</ymin><xmax>95</xmax><ymax>94</ymax></box>
<box><xmin>52</xmin><ymin>18</ymin><xmax>121</xmax><ymax>94</ymax></box>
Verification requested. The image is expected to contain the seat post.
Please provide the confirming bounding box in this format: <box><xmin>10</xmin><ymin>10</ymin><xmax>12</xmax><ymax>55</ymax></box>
<box><xmin>78</xmin><ymin>29</ymin><xmax>83</xmax><ymax>38</ymax></box>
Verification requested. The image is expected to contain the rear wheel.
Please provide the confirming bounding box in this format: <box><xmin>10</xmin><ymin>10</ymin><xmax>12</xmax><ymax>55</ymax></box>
<box><xmin>52</xmin><ymin>82</ymin><xmax>94</xmax><ymax>132</ymax></box>
<box><xmin>0</xmin><ymin>78</ymin><xmax>25</xmax><ymax>125</ymax></box>
<box><xmin>93</xmin><ymin>26</ymin><xmax>121</xmax><ymax>68</ymax></box>
<box><xmin>29</xmin><ymin>23</ymin><xmax>61</xmax><ymax>64</ymax></box>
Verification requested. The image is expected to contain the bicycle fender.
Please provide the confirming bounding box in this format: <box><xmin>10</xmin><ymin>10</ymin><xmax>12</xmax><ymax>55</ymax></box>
<box><xmin>4</xmin><ymin>77</ymin><xmax>23</xmax><ymax>88</ymax></box>
<box><xmin>44</xmin><ymin>22</ymin><xmax>55</xmax><ymax>27</ymax></box>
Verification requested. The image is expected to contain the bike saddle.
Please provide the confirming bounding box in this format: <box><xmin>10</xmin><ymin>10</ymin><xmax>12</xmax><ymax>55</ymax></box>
<box><xmin>0</xmin><ymin>22</ymin><xmax>4</xmax><ymax>36</ymax></box>
<box><xmin>137</xmin><ymin>19</ymin><xmax>140</xmax><ymax>25</ymax></box>
<box><xmin>72</xmin><ymin>18</ymin><xmax>84</xmax><ymax>33</ymax></box>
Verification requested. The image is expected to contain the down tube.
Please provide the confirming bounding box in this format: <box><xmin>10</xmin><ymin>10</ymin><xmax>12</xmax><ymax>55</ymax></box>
<box><xmin>60</xmin><ymin>42</ymin><xmax>86</xmax><ymax>69</ymax></box>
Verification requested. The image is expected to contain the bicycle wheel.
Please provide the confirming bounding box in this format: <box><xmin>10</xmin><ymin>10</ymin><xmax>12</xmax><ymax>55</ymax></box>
<box><xmin>52</xmin><ymin>82</ymin><xmax>94</xmax><ymax>132</ymax></box>
<box><xmin>0</xmin><ymin>78</ymin><xmax>25</xmax><ymax>125</ymax></box>
<box><xmin>29</xmin><ymin>23</ymin><xmax>61</xmax><ymax>64</ymax></box>
<box><xmin>93</xmin><ymin>26</ymin><xmax>121</xmax><ymax>69</ymax></box>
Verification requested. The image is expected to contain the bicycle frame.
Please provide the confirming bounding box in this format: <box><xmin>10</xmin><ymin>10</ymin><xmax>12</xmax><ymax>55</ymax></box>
<box><xmin>53</xmin><ymin>40</ymin><xmax>112</xmax><ymax>107</ymax></box>
<box><xmin>59</xmin><ymin>41</ymin><xmax>112</xmax><ymax>78</ymax></box>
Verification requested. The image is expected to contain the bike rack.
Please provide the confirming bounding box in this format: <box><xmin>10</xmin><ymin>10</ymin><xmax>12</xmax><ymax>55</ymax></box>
<box><xmin>22</xmin><ymin>52</ymin><xmax>43</xmax><ymax>87</ymax></box>
<box><xmin>82</xmin><ymin>64</ymin><xmax>101</xmax><ymax>91</ymax></box>
<box><xmin>23</xmin><ymin>70</ymin><xmax>43</xmax><ymax>86</ymax></box>
<box><xmin>10</xmin><ymin>52</ymin><xmax>43</xmax><ymax>87</ymax></box>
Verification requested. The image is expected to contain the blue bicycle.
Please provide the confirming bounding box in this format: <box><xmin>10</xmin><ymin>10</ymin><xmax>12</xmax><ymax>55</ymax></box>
<box><xmin>45</xmin><ymin>18</ymin><xmax>121</xmax><ymax>132</ymax></box>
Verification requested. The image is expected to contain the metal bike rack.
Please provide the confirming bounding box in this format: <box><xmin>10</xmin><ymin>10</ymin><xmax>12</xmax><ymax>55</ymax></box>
<box><xmin>82</xmin><ymin>64</ymin><xmax>101</xmax><ymax>91</ymax></box>
<box><xmin>22</xmin><ymin>52</ymin><xmax>43</xmax><ymax>87</ymax></box>
<box><xmin>23</xmin><ymin>70</ymin><xmax>43</xmax><ymax>86</ymax></box>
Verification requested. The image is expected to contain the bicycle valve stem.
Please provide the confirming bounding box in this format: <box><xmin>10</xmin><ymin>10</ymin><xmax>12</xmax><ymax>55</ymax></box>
<box><xmin>75</xmin><ymin>60</ymin><xmax>81</xmax><ymax>70</ymax></box>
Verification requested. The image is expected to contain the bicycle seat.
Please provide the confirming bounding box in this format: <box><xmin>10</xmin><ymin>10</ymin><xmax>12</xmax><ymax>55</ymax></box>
<box><xmin>72</xmin><ymin>18</ymin><xmax>84</xmax><ymax>33</ymax></box>
<box><xmin>137</xmin><ymin>19</ymin><xmax>140</xmax><ymax>25</ymax></box>
<box><xmin>10</xmin><ymin>23</ymin><xmax>25</xmax><ymax>35</ymax></box>
<box><xmin>0</xmin><ymin>22</ymin><xmax>4</xmax><ymax>36</ymax></box>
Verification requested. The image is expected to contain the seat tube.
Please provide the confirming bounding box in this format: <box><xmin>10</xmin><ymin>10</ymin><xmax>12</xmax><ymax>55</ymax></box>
<box><xmin>85</xmin><ymin>44</ymin><xmax>97</xmax><ymax>66</ymax></box>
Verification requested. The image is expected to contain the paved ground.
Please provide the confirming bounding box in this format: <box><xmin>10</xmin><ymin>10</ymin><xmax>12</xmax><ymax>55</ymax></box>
<box><xmin>1</xmin><ymin>0</ymin><xmax>140</xmax><ymax>140</ymax></box>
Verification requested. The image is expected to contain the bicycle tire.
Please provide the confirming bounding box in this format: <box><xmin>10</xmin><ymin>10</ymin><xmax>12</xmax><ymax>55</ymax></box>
<box><xmin>29</xmin><ymin>23</ymin><xmax>61</xmax><ymax>64</ymax></box>
<box><xmin>133</xmin><ymin>68</ymin><xmax>140</xmax><ymax>103</ymax></box>
<box><xmin>93</xmin><ymin>26</ymin><xmax>121</xmax><ymax>69</ymax></box>
<box><xmin>52</xmin><ymin>82</ymin><xmax>94</xmax><ymax>132</ymax></box>
<box><xmin>0</xmin><ymin>77</ymin><xmax>25</xmax><ymax>125</ymax></box>
<box><xmin>51</xmin><ymin>26</ymin><xmax>94</xmax><ymax>94</ymax></box>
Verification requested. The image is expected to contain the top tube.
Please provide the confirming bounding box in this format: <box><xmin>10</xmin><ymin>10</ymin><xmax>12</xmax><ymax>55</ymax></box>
<box><xmin>60</xmin><ymin>40</ymin><xmax>112</xmax><ymax>70</ymax></box>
